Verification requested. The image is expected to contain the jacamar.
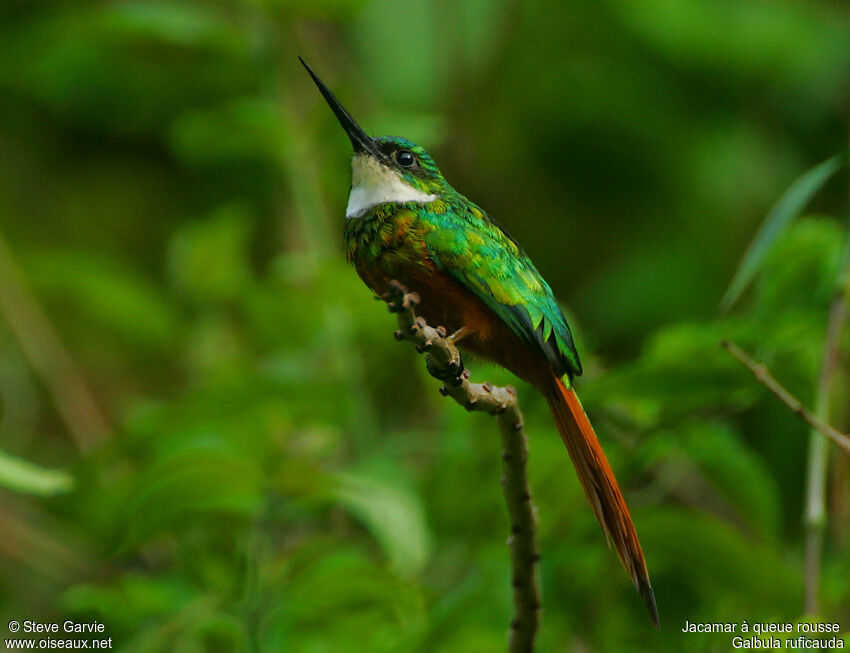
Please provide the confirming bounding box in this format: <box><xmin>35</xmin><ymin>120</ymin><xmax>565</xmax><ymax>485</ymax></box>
<box><xmin>300</xmin><ymin>57</ymin><xmax>658</xmax><ymax>628</ymax></box>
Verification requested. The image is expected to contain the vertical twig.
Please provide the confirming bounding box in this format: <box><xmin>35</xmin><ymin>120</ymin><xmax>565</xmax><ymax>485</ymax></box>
<box><xmin>499</xmin><ymin>403</ymin><xmax>541</xmax><ymax>653</ymax></box>
<box><xmin>803</xmin><ymin>223</ymin><xmax>850</xmax><ymax>613</ymax></box>
<box><xmin>803</xmin><ymin>125</ymin><xmax>850</xmax><ymax>613</ymax></box>
<box><xmin>382</xmin><ymin>281</ymin><xmax>540</xmax><ymax>652</ymax></box>
<box><xmin>0</xmin><ymin>230</ymin><xmax>109</xmax><ymax>450</ymax></box>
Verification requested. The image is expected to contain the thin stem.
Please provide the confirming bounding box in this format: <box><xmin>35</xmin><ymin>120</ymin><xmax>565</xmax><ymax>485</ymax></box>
<box><xmin>803</xmin><ymin>233</ymin><xmax>850</xmax><ymax>612</ymax></box>
<box><xmin>0</xmin><ymin>230</ymin><xmax>109</xmax><ymax>451</ymax></box>
<box><xmin>721</xmin><ymin>318</ymin><xmax>850</xmax><ymax>614</ymax></box>
<box><xmin>383</xmin><ymin>281</ymin><xmax>540</xmax><ymax>653</ymax></box>
<box><xmin>720</xmin><ymin>341</ymin><xmax>850</xmax><ymax>454</ymax></box>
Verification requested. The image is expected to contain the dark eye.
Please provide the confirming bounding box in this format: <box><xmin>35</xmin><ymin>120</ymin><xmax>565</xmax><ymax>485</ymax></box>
<box><xmin>395</xmin><ymin>150</ymin><xmax>416</xmax><ymax>167</ymax></box>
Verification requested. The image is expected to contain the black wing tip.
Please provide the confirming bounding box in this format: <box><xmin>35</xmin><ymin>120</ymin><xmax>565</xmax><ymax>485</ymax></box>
<box><xmin>547</xmin><ymin>327</ymin><xmax>582</xmax><ymax>379</ymax></box>
<box><xmin>638</xmin><ymin>575</ymin><xmax>660</xmax><ymax>630</ymax></box>
<box><xmin>512</xmin><ymin>310</ymin><xmax>581</xmax><ymax>380</ymax></box>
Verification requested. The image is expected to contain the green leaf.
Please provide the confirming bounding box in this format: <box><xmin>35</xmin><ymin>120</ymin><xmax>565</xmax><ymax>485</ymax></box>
<box><xmin>583</xmin><ymin>321</ymin><xmax>758</xmax><ymax>426</ymax></box>
<box><xmin>167</xmin><ymin>97</ymin><xmax>287</xmax><ymax>168</ymax></box>
<box><xmin>101</xmin><ymin>2</ymin><xmax>251</xmax><ymax>54</ymax></box>
<box><xmin>24</xmin><ymin>248</ymin><xmax>178</xmax><ymax>351</ymax></box>
<box><xmin>166</xmin><ymin>205</ymin><xmax>253</xmax><ymax>304</ymax></box>
<box><xmin>330</xmin><ymin>472</ymin><xmax>431</xmax><ymax>576</ymax></box>
<box><xmin>720</xmin><ymin>152</ymin><xmax>848</xmax><ymax>311</ymax></box>
<box><xmin>641</xmin><ymin>508</ymin><xmax>801</xmax><ymax>610</ymax></box>
<box><xmin>0</xmin><ymin>449</ymin><xmax>73</xmax><ymax>496</ymax></box>
<box><xmin>676</xmin><ymin>422</ymin><xmax>781</xmax><ymax>537</ymax></box>
<box><xmin>753</xmin><ymin>217</ymin><xmax>844</xmax><ymax>318</ymax></box>
<box><xmin>117</xmin><ymin>451</ymin><xmax>262</xmax><ymax>552</ymax></box>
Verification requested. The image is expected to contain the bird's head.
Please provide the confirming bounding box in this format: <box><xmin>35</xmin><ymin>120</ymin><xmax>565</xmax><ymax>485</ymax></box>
<box><xmin>300</xmin><ymin>58</ymin><xmax>448</xmax><ymax>218</ymax></box>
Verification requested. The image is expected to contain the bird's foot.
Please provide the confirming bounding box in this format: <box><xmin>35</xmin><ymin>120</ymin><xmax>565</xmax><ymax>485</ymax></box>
<box><xmin>383</xmin><ymin>281</ymin><xmax>419</xmax><ymax>313</ymax></box>
<box><xmin>446</xmin><ymin>326</ymin><xmax>472</xmax><ymax>345</ymax></box>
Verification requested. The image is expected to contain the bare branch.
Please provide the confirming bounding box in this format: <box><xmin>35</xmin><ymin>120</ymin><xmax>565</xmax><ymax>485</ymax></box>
<box><xmin>383</xmin><ymin>281</ymin><xmax>540</xmax><ymax>653</ymax></box>
<box><xmin>720</xmin><ymin>340</ymin><xmax>850</xmax><ymax>454</ymax></box>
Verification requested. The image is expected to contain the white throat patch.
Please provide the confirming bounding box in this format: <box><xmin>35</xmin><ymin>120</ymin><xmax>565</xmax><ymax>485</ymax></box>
<box><xmin>346</xmin><ymin>153</ymin><xmax>438</xmax><ymax>219</ymax></box>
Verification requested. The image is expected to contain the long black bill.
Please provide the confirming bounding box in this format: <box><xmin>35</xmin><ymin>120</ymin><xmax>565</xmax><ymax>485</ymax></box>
<box><xmin>299</xmin><ymin>57</ymin><xmax>380</xmax><ymax>157</ymax></box>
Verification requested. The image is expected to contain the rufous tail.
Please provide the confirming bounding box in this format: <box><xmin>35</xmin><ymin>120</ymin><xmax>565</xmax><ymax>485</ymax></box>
<box><xmin>545</xmin><ymin>374</ymin><xmax>659</xmax><ymax>628</ymax></box>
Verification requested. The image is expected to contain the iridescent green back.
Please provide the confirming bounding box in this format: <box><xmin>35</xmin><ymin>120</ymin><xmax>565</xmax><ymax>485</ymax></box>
<box><xmin>423</xmin><ymin>198</ymin><xmax>581</xmax><ymax>379</ymax></box>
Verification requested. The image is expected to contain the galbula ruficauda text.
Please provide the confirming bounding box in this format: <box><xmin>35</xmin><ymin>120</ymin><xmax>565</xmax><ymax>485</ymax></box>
<box><xmin>300</xmin><ymin>57</ymin><xmax>657</xmax><ymax>628</ymax></box>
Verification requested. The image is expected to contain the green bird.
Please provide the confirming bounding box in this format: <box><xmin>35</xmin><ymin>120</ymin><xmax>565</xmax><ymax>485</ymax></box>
<box><xmin>300</xmin><ymin>57</ymin><xmax>657</xmax><ymax>628</ymax></box>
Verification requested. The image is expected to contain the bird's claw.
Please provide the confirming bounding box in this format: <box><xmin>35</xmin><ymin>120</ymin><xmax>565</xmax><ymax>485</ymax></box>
<box><xmin>383</xmin><ymin>281</ymin><xmax>419</xmax><ymax>313</ymax></box>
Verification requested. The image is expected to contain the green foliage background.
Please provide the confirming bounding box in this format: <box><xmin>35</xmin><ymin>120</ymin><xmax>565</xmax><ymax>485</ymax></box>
<box><xmin>1</xmin><ymin>1</ymin><xmax>850</xmax><ymax>651</ymax></box>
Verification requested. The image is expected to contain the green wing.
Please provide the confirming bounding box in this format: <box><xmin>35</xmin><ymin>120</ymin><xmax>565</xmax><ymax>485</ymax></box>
<box><xmin>422</xmin><ymin>202</ymin><xmax>582</xmax><ymax>379</ymax></box>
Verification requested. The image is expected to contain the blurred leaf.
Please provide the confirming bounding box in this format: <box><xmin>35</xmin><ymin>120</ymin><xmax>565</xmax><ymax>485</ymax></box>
<box><xmin>0</xmin><ymin>6</ymin><xmax>257</xmax><ymax>136</ymax></box>
<box><xmin>102</xmin><ymin>2</ymin><xmax>250</xmax><ymax>54</ymax></box>
<box><xmin>354</xmin><ymin>0</ymin><xmax>444</xmax><ymax>107</ymax></box>
<box><xmin>62</xmin><ymin>574</ymin><xmax>195</xmax><ymax>633</ymax></box>
<box><xmin>585</xmin><ymin>320</ymin><xmax>757</xmax><ymax>425</ymax></box>
<box><xmin>754</xmin><ymin>217</ymin><xmax>845</xmax><ymax>318</ymax></box>
<box><xmin>0</xmin><ymin>449</ymin><xmax>73</xmax><ymax>495</ymax></box>
<box><xmin>184</xmin><ymin>314</ymin><xmax>246</xmax><ymax>379</ymax></box>
<box><xmin>721</xmin><ymin>153</ymin><xmax>847</xmax><ymax>311</ymax></box>
<box><xmin>261</xmin><ymin>0</ymin><xmax>369</xmax><ymax>19</ymax></box>
<box><xmin>0</xmin><ymin>344</ymin><xmax>41</xmax><ymax>447</ymax></box>
<box><xmin>330</xmin><ymin>471</ymin><xmax>431</xmax><ymax>576</ymax></box>
<box><xmin>167</xmin><ymin>205</ymin><xmax>253</xmax><ymax>304</ymax></box>
<box><xmin>167</xmin><ymin>98</ymin><xmax>287</xmax><ymax>168</ymax></box>
<box><xmin>642</xmin><ymin>508</ymin><xmax>801</xmax><ymax>614</ymax></box>
<box><xmin>612</xmin><ymin>0</ymin><xmax>850</xmax><ymax>93</ymax></box>
<box><xmin>24</xmin><ymin>248</ymin><xmax>178</xmax><ymax>351</ymax></box>
<box><xmin>271</xmin><ymin>548</ymin><xmax>426</xmax><ymax>651</ymax></box>
<box><xmin>669</xmin><ymin>422</ymin><xmax>781</xmax><ymax>537</ymax></box>
<box><xmin>117</xmin><ymin>451</ymin><xmax>262</xmax><ymax>551</ymax></box>
<box><xmin>175</xmin><ymin>612</ymin><xmax>248</xmax><ymax>653</ymax></box>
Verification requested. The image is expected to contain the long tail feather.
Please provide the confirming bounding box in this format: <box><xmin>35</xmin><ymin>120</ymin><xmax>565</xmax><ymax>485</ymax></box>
<box><xmin>545</xmin><ymin>374</ymin><xmax>659</xmax><ymax>628</ymax></box>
